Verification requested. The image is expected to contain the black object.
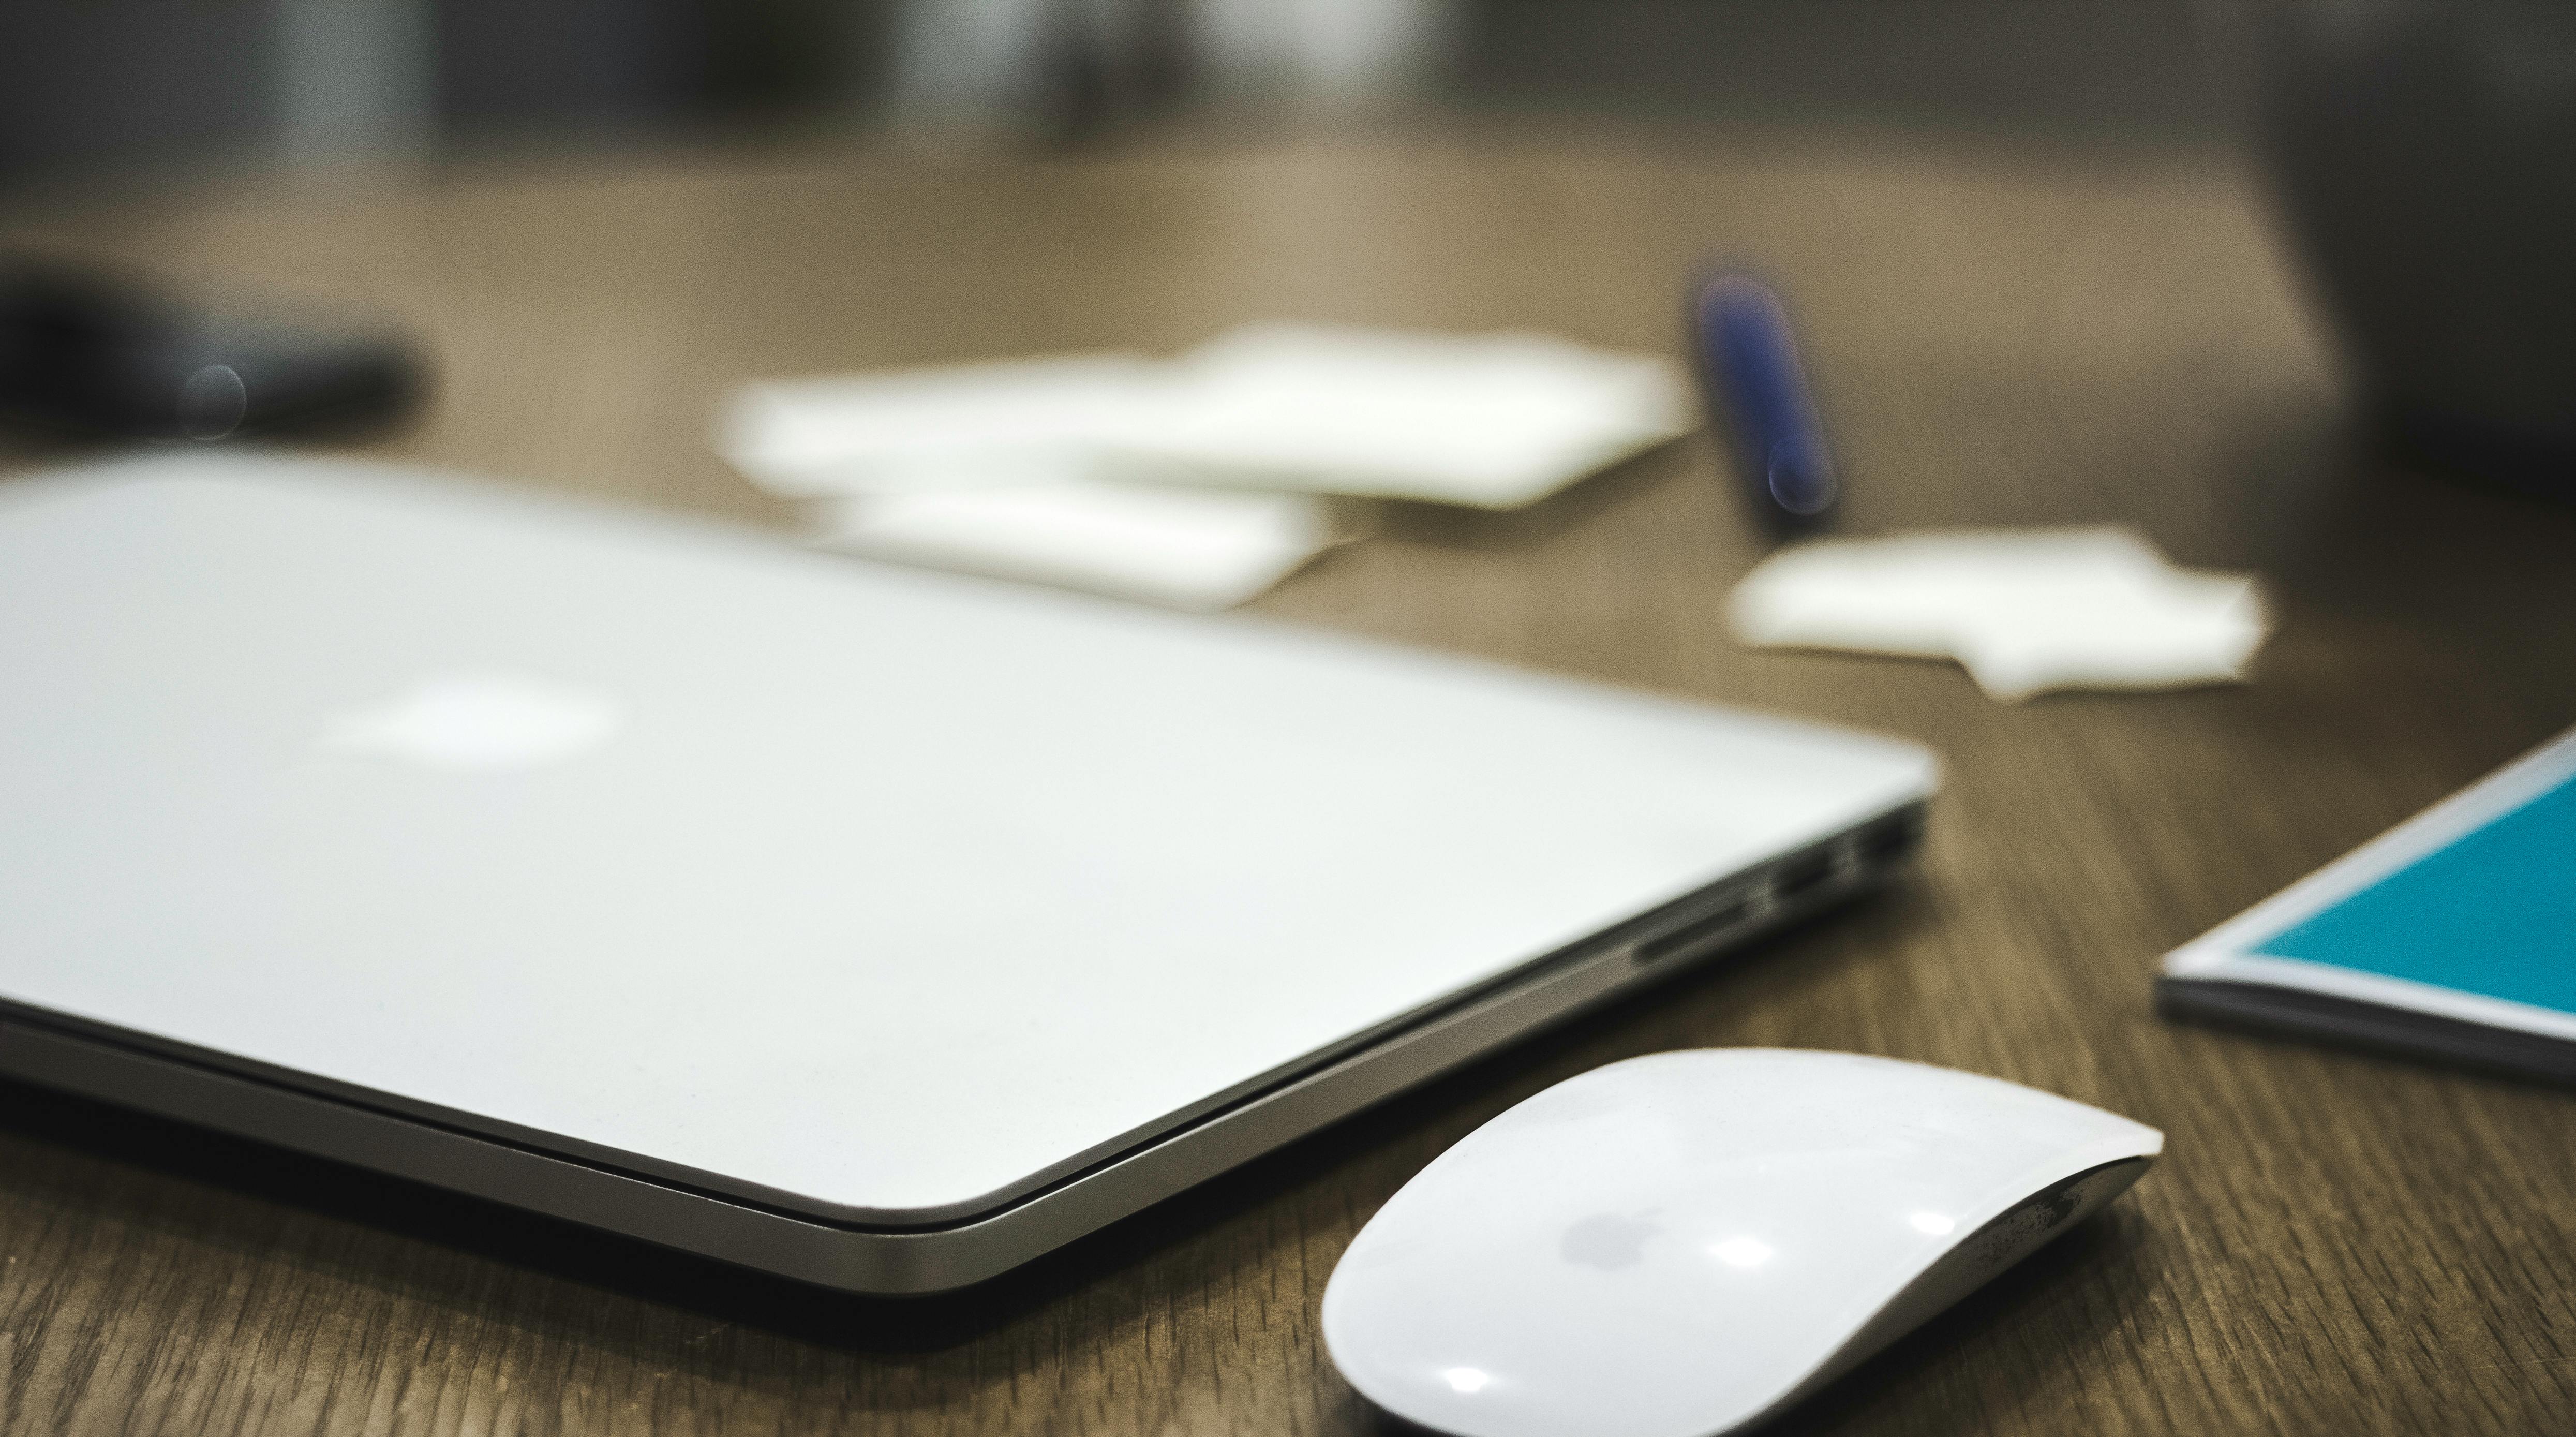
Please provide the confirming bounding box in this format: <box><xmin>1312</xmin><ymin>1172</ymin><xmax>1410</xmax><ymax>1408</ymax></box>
<box><xmin>2158</xmin><ymin>976</ymin><xmax>2576</xmax><ymax>1089</ymax></box>
<box><xmin>0</xmin><ymin>265</ymin><xmax>422</xmax><ymax>441</ymax></box>
<box><xmin>2253</xmin><ymin>0</ymin><xmax>2576</xmax><ymax>494</ymax></box>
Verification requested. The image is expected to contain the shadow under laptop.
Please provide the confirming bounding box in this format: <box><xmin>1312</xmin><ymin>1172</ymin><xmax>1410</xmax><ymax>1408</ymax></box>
<box><xmin>0</xmin><ymin>882</ymin><xmax>1932</xmax><ymax>1362</ymax></box>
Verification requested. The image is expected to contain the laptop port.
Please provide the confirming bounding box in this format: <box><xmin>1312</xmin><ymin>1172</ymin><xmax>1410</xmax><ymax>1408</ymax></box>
<box><xmin>1770</xmin><ymin>850</ymin><xmax>1837</xmax><ymax>903</ymax></box>
<box><xmin>1854</xmin><ymin>809</ymin><xmax>1924</xmax><ymax>864</ymax></box>
<box><xmin>1636</xmin><ymin>893</ymin><xmax>1758</xmax><ymax>965</ymax></box>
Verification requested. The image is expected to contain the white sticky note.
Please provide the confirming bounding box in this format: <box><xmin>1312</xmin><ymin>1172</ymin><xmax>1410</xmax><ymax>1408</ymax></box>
<box><xmin>1117</xmin><ymin>323</ymin><xmax>1696</xmax><ymax>508</ymax></box>
<box><xmin>716</xmin><ymin>326</ymin><xmax>1688</xmax><ymax>610</ymax></box>
<box><xmin>718</xmin><ymin>327</ymin><xmax>1691</xmax><ymax>510</ymax></box>
<box><xmin>1729</xmin><ymin>528</ymin><xmax>2270</xmax><ymax>701</ymax></box>
<box><xmin>719</xmin><ymin>353</ymin><xmax>1164</xmax><ymax>497</ymax></box>
<box><xmin>809</xmin><ymin>480</ymin><xmax>1341</xmax><ymax>612</ymax></box>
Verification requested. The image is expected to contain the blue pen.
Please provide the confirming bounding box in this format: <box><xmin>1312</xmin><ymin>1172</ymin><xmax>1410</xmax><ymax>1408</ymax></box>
<box><xmin>1693</xmin><ymin>274</ymin><xmax>1838</xmax><ymax>528</ymax></box>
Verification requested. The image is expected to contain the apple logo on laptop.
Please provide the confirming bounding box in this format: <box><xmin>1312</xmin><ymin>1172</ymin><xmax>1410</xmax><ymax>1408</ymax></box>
<box><xmin>321</xmin><ymin>674</ymin><xmax>626</xmax><ymax>772</ymax></box>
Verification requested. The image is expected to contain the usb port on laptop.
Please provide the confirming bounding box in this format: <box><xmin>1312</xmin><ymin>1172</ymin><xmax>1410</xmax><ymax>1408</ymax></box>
<box><xmin>1636</xmin><ymin>894</ymin><xmax>1758</xmax><ymax>965</ymax></box>
<box><xmin>1854</xmin><ymin>810</ymin><xmax>1924</xmax><ymax>865</ymax></box>
<box><xmin>1770</xmin><ymin>850</ymin><xmax>1838</xmax><ymax>904</ymax></box>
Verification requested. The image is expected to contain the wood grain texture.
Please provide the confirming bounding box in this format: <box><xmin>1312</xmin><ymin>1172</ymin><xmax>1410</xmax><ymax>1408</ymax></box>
<box><xmin>6</xmin><ymin>127</ymin><xmax>2576</xmax><ymax>1436</ymax></box>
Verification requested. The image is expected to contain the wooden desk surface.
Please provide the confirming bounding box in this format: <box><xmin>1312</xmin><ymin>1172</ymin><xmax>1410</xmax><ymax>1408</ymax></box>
<box><xmin>5</xmin><ymin>130</ymin><xmax>2576</xmax><ymax>1436</ymax></box>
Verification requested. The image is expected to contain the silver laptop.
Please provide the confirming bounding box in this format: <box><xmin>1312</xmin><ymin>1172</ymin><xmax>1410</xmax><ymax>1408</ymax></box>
<box><xmin>0</xmin><ymin>454</ymin><xmax>1933</xmax><ymax>1294</ymax></box>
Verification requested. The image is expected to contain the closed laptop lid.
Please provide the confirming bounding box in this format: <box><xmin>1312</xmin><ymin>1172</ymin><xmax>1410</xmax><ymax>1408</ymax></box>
<box><xmin>0</xmin><ymin>455</ymin><xmax>1932</xmax><ymax>1225</ymax></box>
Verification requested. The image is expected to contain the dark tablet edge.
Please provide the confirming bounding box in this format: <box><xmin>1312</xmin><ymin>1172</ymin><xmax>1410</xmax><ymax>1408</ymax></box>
<box><xmin>2156</xmin><ymin>974</ymin><xmax>2576</xmax><ymax>1087</ymax></box>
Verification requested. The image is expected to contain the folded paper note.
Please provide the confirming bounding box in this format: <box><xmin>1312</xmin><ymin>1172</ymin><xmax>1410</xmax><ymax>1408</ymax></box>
<box><xmin>721</xmin><ymin>329</ymin><xmax>1692</xmax><ymax>512</ymax></box>
<box><xmin>714</xmin><ymin>325</ymin><xmax>1690</xmax><ymax>610</ymax></box>
<box><xmin>806</xmin><ymin>480</ymin><xmax>1341</xmax><ymax>613</ymax></box>
<box><xmin>720</xmin><ymin>353</ymin><xmax>1163</xmax><ymax>498</ymax></box>
<box><xmin>1728</xmin><ymin>528</ymin><xmax>2269</xmax><ymax>700</ymax></box>
<box><xmin>721</xmin><ymin>353</ymin><xmax>1329</xmax><ymax>607</ymax></box>
<box><xmin>1112</xmin><ymin>323</ymin><xmax>1694</xmax><ymax>508</ymax></box>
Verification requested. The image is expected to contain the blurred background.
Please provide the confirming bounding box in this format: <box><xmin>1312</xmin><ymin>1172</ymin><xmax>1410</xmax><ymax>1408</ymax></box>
<box><xmin>0</xmin><ymin>0</ymin><xmax>2231</xmax><ymax>181</ymax></box>
<box><xmin>4</xmin><ymin>0</ymin><xmax>2569</xmax><ymax>573</ymax></box>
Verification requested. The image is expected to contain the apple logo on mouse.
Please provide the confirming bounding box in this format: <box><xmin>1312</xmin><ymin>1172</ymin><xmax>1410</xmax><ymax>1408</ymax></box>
<box><xmin>1560</xmin><ymin>1211</ymin><xmax>1661</xmax><ymax>1271</ymax></box>
<box><xmin>321</xmin><ymin>674</ymin><xmax>626</xmax><ymax>772</ymax></box>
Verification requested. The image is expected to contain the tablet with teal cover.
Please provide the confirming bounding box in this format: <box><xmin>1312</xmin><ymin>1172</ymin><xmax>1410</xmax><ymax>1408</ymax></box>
<box><xmin>2161</xmin><ymin>728</ymin><xmax>2576</xmax><ymax>1080</ymax></box>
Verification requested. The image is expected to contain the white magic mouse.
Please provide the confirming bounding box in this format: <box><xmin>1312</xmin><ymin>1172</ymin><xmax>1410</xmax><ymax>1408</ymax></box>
<box><xmin>1321</xmin><ymin>1049</ymin><xmax>2162</xmax><ymax>1437</ymax></box>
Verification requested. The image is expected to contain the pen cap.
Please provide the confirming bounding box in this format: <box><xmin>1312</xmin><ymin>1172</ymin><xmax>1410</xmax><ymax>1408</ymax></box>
<box><xmin>1698</xmin><ymin>275</ymin><xmax>1837</xmax><ymax>521</ymax></box>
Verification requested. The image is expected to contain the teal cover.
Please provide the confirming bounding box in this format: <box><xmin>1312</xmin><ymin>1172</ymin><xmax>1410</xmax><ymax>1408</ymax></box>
<box><xmin>2254</xmin><ymin>773</ymin><xmax>2576</xmax><ymax>1014</ymax></box>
